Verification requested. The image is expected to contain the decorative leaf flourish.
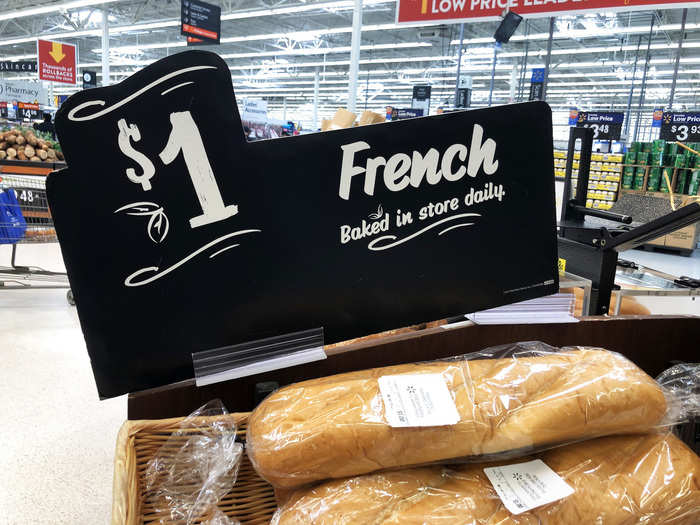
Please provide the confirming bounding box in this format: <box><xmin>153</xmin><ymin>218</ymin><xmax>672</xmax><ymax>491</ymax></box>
<box><xmin>146</xmin><ymin>208</ymin><xmax>169</xmax><ymax>243</ymax></box>
<box><xmin>115</xmin><ymin>201</ymin><xmax>170</xmax><ymax>244</ymax></box>
<box><xmin>368</xmin><ymin>204</ymin><xmax>383</xmax><ymax>220</ymax></box>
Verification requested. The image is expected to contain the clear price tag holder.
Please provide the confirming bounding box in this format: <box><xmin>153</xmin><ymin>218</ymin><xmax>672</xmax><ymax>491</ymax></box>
<box><xmin>192</xmin><ymin>327</ymin><xmax>326</xmax><ymax>387</ymax></box>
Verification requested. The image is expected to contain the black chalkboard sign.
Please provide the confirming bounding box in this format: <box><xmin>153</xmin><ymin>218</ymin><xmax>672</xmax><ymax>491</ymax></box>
<box><xmin>47</xmin><ymin>51</ymin><xmax>558</xmax><ymax>398</ymax></box>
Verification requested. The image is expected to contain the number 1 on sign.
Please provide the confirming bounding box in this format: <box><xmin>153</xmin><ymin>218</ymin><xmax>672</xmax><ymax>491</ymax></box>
<box><xmin>159</xmin><ymin>111</ymin><xmax>238</xmax><ymax>228</ymax></box>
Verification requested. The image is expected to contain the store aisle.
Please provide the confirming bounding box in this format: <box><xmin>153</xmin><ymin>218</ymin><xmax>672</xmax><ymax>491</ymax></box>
<box><xmin>0</xmin><ymin>285</ymin><xmax>124</xmax><ymax>524</ymax></box>
<box><xmin>0</xmin><ymin>243</ymin><xmax>697</xmax><ymax>525</ymax></box>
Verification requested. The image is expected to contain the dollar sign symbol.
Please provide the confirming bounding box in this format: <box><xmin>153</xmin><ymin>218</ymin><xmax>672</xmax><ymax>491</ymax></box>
<box><xmin>117</xmin><ymin>118</ymin><xmax>156</xmax><ymax>191</ymax></box>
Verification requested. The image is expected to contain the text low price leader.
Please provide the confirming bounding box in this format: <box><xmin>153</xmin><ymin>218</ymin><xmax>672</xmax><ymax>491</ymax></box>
<box><xmin>396</xmin><ymin>0</ymin><xmax>690</xmax><ymax>23</ymax></box>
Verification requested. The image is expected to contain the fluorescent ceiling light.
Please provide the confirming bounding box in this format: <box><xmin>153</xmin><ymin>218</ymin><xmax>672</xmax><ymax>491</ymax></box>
<box><xmin>219</xmin><ymin>42</ymin><xmax>430</xmax><ymax>60</ymax></box>
<box><xmin>0</xmin><ymin>3</ymin><xmax>399</xmax><ymax>52</ymax></box>
<box><xmin>0</xmin><ymin>29</ymin><xmax>100</xmax><ymax>47</ymax></box>
<box><xmin>220</xmin><ymin>0</ymin><xmax>393</xmax><ymax>20</ymax></box>
<box><xmin>0</xmin><ymin>0</ymin><xmax>119</xmax><ymax>22</ymax></box>
<box><xmin>0</xmin><ymin>0</ymin><xmax>394</xmax><ymax>47</ymax></box>
<box><xmin>97</xmin><ymin>23</ymin><xmax>399</xmax><ymax>54</ymax></box>
<box><xmin>450</xmin><ymin>22</ymin><xmax>700</xmax><ymax>46</ymax></box>
<box><xmin>0</xmin><ymin>53</ymin><xmax>37</xmax><ymax>61</ymax></box>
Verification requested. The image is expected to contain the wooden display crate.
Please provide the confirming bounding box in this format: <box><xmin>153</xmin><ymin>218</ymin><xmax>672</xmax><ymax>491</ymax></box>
<box><xmin>115</xmin><ymin>317</ymin><xmax>700</xmax><ymax>524</ymax></box>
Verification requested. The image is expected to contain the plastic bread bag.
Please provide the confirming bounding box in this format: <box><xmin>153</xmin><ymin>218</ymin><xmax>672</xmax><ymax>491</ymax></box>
<box><xmin>201</xmin><ymin>509</ymin><xmax>240</xmax><ymax>525</ymax></box>
<box><xmin>143</xmin><ymin>399</ymin><xmax>243</xmax><ymax>524</ymax></box>
<box><xmin>657</xmin><ymin>363</ymin><xmax>700</xmax><ymax>454</ymax></box>
<box><xmin>247</xmin><ymin>341</ymin><xmax>699</xmax><ymax>489</ymax></box>
<box><xmin>270</xmin><ymin>432</ymin><xmax>700</xmax><ymax>525</ymax></box>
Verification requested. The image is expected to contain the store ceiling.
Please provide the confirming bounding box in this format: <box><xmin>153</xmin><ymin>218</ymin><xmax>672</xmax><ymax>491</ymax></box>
<box><xmin>0</xmin><ymin>0</ymin><xmax>698</xmax><ymax>125</ymax></box>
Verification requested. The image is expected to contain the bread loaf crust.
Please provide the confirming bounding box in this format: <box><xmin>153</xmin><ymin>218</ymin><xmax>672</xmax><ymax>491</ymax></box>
<box><xmin>248</xmin><ymin>348</ymin><xmax>667</xmax><ymax>488</ymax></box>
<box><xmin>272</xmin><ymin>433</ymin><xmax>700</xmax><ymax>525</ymax></box>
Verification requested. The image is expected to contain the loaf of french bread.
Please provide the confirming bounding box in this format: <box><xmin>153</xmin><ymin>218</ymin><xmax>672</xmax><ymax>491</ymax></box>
<box><xmin>247</xmin><ymin>348</ymin><xmax>667</xmax><ymax>488</ymax></box>
<box><xmin>272</xmin><ymin>433</ymin><xmax>700</xmax><ymax>524</ymax></box>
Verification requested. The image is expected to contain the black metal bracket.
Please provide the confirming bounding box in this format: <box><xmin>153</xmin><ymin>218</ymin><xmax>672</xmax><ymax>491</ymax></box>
<box><xmin>557</xmin><ymin>127</ymin><xmax>700</xmax><ymax>314</ymax></box>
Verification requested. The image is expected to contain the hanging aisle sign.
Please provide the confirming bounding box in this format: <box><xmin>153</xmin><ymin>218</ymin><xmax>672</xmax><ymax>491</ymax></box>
<box><xmin>659</xmin><ymin>112</ymin><xmax>700</xmax><ymax>142</ymax></box>
<box><xmin>386</xmin><ymin>107</ymin><xmax>425</xmax><ymax>120</ymax></box>
<box><xmin>575</xmin><ymin>111</ymin><xmax>624</xmax><ymax>141</ymax></box>
<box><xmin>568</xmin><ymin>108</ymin><xmax>579</xmax><ymax>126</ymax></box>
<box><xmin>37</xmin><ymin>39</ymin><xmax>77</xmax><ymax>84</ymax></box>
<box><xmin>181</xmin><ymin>0</ymin><xmax>221</xmax><ymax>44</ymax></box>
<box><xmin>412</xmin><ymin>85</ymin><xmax>432</xmax><ymax>115</ymax></box>
<box><xmin>240</xmin><ymin>99</ymin><xmax>268</xmax><ymax>123</ymax></box>
<box><xmin>396</xmin><ymin>0</ymin><xmax>696</xmax><ymax>23</ymax></box>
<box><xmin>528</xmin><ymin>68</ymin><xmax>545</xmax><ymax>101</ymax></box>
<box><xmin>82</xmin><ymin>71</ymin><xmax>97</xmax><ymax>89</ymax></box>
<box><xmin>0</xmin><ymin>61</ymin><xmax>37</xmax><ymax>72</ymax></box>
<box><xmin>0</xmin><ymin>79</ymin><xmax>48</xmax><ymax>105</ymax></box>
<box><xmin>47</xmin><ymin>51</ymin><xmax>558</xmax><ymax>398</ymax></box>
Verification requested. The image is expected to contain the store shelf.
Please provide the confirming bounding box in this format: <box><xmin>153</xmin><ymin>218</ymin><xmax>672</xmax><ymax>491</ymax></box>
<box><xmin>554</xmin><ymin>149</ymin><xmax>623</xmax><ymax>209</ymax></box>
<box><xmin>0</xmin><ymin>159</ymin><xmax>66</xmax><ymax>175</ymax></box>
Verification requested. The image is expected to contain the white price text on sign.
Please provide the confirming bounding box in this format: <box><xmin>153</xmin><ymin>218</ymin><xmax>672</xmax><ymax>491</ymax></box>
<box><xmin>670</xmin><ymin>125</ymin><xmax>699</xmax><ymax>141</ymax></box>
<box><xmin>378</xmin><ymin>373</ymin><xmax>460</xmax><ymax>427</ymax></box>
<box><xmin>581</xmin><ymin>123</ymin><xmax>609</xmax><ymax>138</ymax></box>
<box><xmin>484</xmin><ymin>459</ymin><xmax>574</xmax><ymax>515</ymax></box>
<box><xmin>117</xmin><ymin>110</ymin><xmax>238</xmax><ymax>228</ymax></box>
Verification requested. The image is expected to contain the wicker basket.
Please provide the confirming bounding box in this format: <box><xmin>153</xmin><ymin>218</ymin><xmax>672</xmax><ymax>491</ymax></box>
<box><xmin>112</xmin><ymin>412</ymin><xmax>277</xmax><ymax>524</ymax></box>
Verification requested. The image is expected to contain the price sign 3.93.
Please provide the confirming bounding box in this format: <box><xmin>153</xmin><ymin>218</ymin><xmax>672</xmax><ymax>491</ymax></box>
<box><xmin>660</xmin><ymin>112</ymin><xmax>700</xmax><ymax>142</ymax></box>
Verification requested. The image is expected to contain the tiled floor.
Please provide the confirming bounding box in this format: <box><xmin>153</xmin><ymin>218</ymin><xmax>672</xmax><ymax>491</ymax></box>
<box><xmin>0</xmin><ymin>242</ymin><xmax>698</xmax><ymax>524</ymax></box>
<box><xmin>1</xmin><ymin>244</ymin><xmax>125</xmax><ymax>525</ymax></box>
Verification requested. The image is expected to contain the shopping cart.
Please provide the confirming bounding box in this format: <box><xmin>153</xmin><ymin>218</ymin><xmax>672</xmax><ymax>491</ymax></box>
<box><xmin>0</xmin><ymin>165</ymin><xmax>73</xmax><ymax>304</ymax></box>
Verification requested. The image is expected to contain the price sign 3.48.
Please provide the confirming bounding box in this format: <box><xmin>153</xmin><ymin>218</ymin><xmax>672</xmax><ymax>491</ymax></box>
<box><xmin>660</xmin><ymin>112</ymin><xmax>700</xmax><ymax>142</ymax></box>
<box><xmin>575</xmin><ymin>112</ymin><xmax>624</xmax><ymax>141</ymax></box>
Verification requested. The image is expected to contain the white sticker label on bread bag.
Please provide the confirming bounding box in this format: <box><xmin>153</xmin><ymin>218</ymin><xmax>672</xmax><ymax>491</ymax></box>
<box><xmin>484</xmin><ymin>460</ymin><xmax>574</xmax><ymax>515</ymax></box>
<box><xmin>378</xmin><ymin>373</ymin><xmax>460</xmax><ymax>427</ymax></box>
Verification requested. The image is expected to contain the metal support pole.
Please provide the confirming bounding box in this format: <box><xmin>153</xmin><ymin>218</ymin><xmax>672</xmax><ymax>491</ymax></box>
<box><xmin>668</xmin><ymin>8</ymin><xmax>687</xmax><ymax>109</ymax></box>
<box><xmin>542</xmin><ymin>17</ymin><xmax>555</xmax><ymax>100</ymax></box>
<box><xmin>623</xmin><ymin>35</ymin><xmax>642</xmax><ymax>138</ymax></box>
<box><xmin>283</xmin><ymin>97</ymin><xmax>287</xmax><ymax>122</ymax></box>
<box><xmin>488</xmin><ymin>45</ymin><xmax>497</xmax><ymax>107</ymax></box>
<box><xmin>633</xmin><ymin>15</ymin><xmax>655</xmax><ymax>143</ymax></box>
<box><xmin>101</xmin><ymin>8</ymin><xmax>110</xmax><ymax>86</ymax></box>
<box><xmin>347</xmin><ymin>0</ymin><xmax>362</xmax><ymax>113</ymax></box>
<box><xmin>313</xmin><ymin>69</ymin><xmax>319</xmax><ymax>130</ymax></box>
<box><xmin>517</xmin><ymin>21</ymin><xmax>529</xmax><ymax>102</ymax></box>
<box><xmin>509</xmin><ymin>64</ymin><xmax>517</xmax><ymax>103</ymax></box>
<box><xmin>454</xmin><ymin>23</ymin><xmax>465</xmax><ymax>108</ymax></box>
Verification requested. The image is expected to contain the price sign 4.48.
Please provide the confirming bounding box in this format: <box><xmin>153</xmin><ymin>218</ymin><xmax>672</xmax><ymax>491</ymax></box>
<box><xmin>575</xmin><ymin>112</ymin><xmax>624</xmax><ymax>141</ymax></box>
<box><xmin>660</xmin><ymin>112</ymin><xmax>700</xmax><ymax>142</ymax></box>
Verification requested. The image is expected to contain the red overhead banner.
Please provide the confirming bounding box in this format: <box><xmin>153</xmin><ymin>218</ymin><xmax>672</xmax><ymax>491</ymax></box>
<box><xmin>37</xmin><ymin>39</ymin><xmax>77</xmax><ymax>84</ymax></box>
<box><xmin>396</xmin><ymin>0</ymin><xmax>699</xmax><ymax>24</ymax></box>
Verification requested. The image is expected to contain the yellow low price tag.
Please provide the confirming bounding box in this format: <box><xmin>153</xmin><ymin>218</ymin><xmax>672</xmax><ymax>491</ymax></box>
<box><xmin>558</xmin><ymin>258</ymin><xmax>566</xmax><ymax>275</ymax></box>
